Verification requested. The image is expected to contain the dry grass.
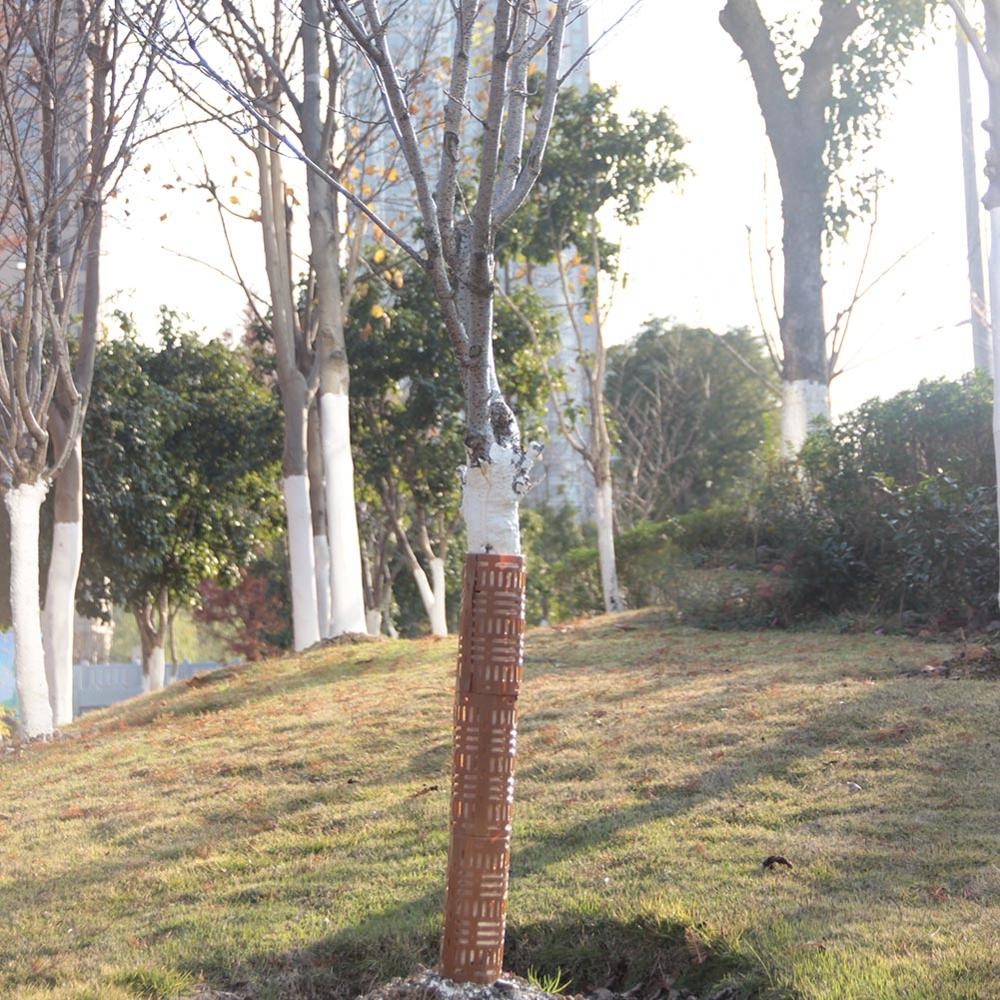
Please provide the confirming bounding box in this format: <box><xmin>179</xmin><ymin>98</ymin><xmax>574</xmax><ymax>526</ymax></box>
<box><xmin>1</xmin><ymin>612</ymin><xmax>998</xmax><ymax>999</ymax></box>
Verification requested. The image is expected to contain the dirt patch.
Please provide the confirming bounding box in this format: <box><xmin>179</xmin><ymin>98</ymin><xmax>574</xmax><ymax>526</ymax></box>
<box><xmin>355</xmin><ymin>969</ymin><xmax>736</xmax><ymax>1000</ymax></box>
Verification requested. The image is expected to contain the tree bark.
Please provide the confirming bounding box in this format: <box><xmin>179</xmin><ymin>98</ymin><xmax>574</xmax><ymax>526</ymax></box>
<box><xmin>7</xmin><ymin>482</ymin><xmax>52</xmax><ymax>738</ymax></box>
<box><xmin>594</xmin><ymin>473</ymin><xmax>623</xmax><ymax>614</ymax></box>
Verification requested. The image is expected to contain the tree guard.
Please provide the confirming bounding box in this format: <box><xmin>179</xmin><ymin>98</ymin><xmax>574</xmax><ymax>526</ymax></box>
<box><xmin>440</xmin><ymin>552</ymin><xmax>526</xmax><ymax>983</ymax></box>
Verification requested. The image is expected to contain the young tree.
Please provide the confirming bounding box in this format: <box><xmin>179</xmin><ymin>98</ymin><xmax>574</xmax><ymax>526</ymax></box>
<box><xmin>79</xmin><ymin>314</ymin><xmax>282</xmax><ymax>690</ymax></box>
<box><xmin>330</xmin><ymin>0</ymin><xmax>573</xmax><ymax>981</ymax></box>
<box><xmin>501</xmin><ymin>83</ymin><xmax>686</xmax><ymax>612</ymax></box>
<box><xmin>720</xmin><ymin>0</ymin><xmax>927</xmax><ymax>455</ymax></box>
<box><xmin>0</xmin><ymin>0</ymin><xmax>162</xmax><ymax>736</ymax></box>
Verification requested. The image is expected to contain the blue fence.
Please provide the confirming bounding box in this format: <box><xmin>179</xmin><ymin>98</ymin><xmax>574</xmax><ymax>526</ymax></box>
<box><xmin>72</xmin><ymin>661</ymin><xmax>224</xmax><ymax>716</ymax></box>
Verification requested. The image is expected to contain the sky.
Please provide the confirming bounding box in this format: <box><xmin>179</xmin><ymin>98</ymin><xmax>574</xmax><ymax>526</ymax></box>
<box><xmin>103</xmin><ymin>2</ymin><xmax>982</xmax><ymax>418</ymax></box>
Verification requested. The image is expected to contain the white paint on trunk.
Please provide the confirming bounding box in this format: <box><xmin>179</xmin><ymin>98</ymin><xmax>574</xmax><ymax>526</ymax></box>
<box><xmin>429</xmin><ymin>556</ymin><xmax>448</xmax><ymax>636</ymax></box>
<box><xmin>6</xmin><ymin>482</ymin><xmax>52</xmax><ymax>738</ymax></box>
<box><xmin>461</xmin><ymin>442</ymin><xmax>528</xmax><ymax>556</ymax></box>
<box><xmin>365</xmin><ymin>608</ymin><xmax>382</xmax><ymax>636</ymax></box>
<box><xmin>780</xmin><ymin>379</ymin><xmax>830</xmax><ymax>457</ymax></box>
<box><xmin>319</xmin><ymin>393</ymin><xmax>367</xmax><ymax>635</ymax></box>
<box><xmin>143</xmin><ymin>645</ymin><xmax>165</xmax><ymax>692</ymax></box>
<box><xmin>410</xmin><ymin>556</ymin><xmax>448</xmax><ymax>637</ymax></box>
<box><xmin>989</xmin><ymin>207</ymin><xmax>1000</xmax><ymax>606</ymax></box>
<box><xmin>594</xmin><ymin>478</ymin><xmax>624</xmax><ymax>613</ymax></box>
<box><xmin>282</xmin><ymin>475</ymin><xmax>321</xmax><ymax>650</ymax></box>
<box><xmin>43</xmin><ymin>519</ymin><xmax>82</xmax><ymax>726</ymax></box>
<box><xmin>313</xmin><ymin>533</ymin><xmax>331</xmax><ymax>638</ymax></box>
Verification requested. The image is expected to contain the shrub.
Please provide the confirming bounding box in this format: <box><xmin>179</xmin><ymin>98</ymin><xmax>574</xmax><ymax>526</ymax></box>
<box><xmin>749</xmin><ymin>374</ymin><xmax>998</xmax><ymax>624</ymax></box>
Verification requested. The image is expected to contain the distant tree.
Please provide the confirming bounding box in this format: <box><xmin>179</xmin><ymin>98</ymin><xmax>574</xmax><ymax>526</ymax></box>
<box><xmin>606</xmin><ymin>321</ymin><xmax>778</xmax><ymax>523</ymax></box>
<box><xmin>0</xmin><ymin>0</ymin><xmax>164</xmax><ymax>737</ymax></box>
<box><xmin>499</xmin><ymin>82</ymin><xmax>686</xmax><ymax>613</ymax></box>
<box><xmin>78</xmin><ymin>312</ymin><xmax>282</xmax><ymax>690</ymax></box>
<box><xmin>348</xmin><ymin>258</ymin><xmax>556</xmax><ymax>635</ymax></box>
<box><xmin>720</xmin><ymin>0</ymin><xmax>927</xmax><ymax>455</ymax></box>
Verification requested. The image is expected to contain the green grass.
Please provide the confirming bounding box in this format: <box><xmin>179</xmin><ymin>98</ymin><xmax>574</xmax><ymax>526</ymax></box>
<box><xmin>1</xmin><ymin>612</ymin><xmax>998</xmax><ymax>999</ymax></box>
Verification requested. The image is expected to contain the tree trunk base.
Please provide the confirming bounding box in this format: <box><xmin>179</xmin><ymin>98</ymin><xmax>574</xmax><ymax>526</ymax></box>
<box><xmin>439</xmin><ymin>553</ymin><xmax>525</xmax><ymax>984</ymax></box>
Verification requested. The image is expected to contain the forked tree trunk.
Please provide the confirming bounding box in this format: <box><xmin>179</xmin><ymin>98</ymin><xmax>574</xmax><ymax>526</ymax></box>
<box><xmin>7</xmin><ymin>481</ymin><xmax>52</xmax><ymax>738</ymax></box>
<box><xmin>43</xmin><ymin>434</ymin><xmax>83</xmax><ymax>726</ymax></box>
<box><xmin>720</xmin><ymin>0</ymin><xmax>860</xmax><ymax>455</ymax></box>
<box><xmin>135</xmin><ymin>590</ymin><xmax>168</xmax><ymax>692</ymax></box>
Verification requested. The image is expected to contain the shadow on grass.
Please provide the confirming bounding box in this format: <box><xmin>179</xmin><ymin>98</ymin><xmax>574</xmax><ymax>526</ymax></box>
<box><xmin>222</xmin><ymin>905</ymin><xmax>755</xmax><ymax>1000</ymax></box>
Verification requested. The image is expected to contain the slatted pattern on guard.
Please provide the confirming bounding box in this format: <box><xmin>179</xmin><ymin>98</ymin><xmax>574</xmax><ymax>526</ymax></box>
<box><xmin>440</xmin><ymin>553</ymin><xmax>526</xmax><ymax>983</ymax></box>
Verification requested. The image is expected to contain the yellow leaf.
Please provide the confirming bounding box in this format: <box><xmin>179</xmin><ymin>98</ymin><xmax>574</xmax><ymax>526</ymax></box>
<box><xmin>386</xmin><ymin>167</ymin><xmax>399</xmax><ymax>183</ymax></box>
<box><xmin>583</xmin><ymin>312</ymin><xmax>594</xmax><ymax>325</ymax></box>
<box><xmin>373</xmin><ymin>247</ymin><xmax>387</xmax><ymax>264</ymax></box>
<box><xmin>370</xmin><ymin>304</ymin><xmax>385</xmax><ymax>319</ymax></box>
<box><xmin>229</xmin><ymin>194</ymin><xmax>240</xmax><ymax>205</ymax></box>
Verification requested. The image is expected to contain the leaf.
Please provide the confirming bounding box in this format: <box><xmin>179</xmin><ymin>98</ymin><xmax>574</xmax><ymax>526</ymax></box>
<box><xmin>386</xmin><ymin>167</ymin><xmax>399</xmax><ymax>183</ymax></box>
<box><xmin>583</xmin><ymin>312</ymin><xmax>594</xmax><ymax>325</ymax></box>
<box><xmin>370</xmin><ymin>304</ymin><xmax>385</xmax><ymax>319</ymax></box>
<box><xmin>372</xmin><ymin>248</ymin><xmax>387</xmax><ymax>265</ymax></box>
<box><xmin>229</xmin><ymin>195</ymin><xmax>240</xmax><ymax>205</ymax></box>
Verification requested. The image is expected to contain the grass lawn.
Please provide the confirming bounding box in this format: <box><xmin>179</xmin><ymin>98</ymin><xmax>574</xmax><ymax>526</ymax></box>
<box><xmin>1</xmin><ymin>612</ymin><xmax>998</xmax><ymax>1000</ymax></box>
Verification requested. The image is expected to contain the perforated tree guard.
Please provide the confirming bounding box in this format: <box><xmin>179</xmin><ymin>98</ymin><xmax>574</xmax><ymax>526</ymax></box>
<box><xmin>439</xmin><ymin>552</ymin><xmax>526</xmax><ymax>983</ymax></box>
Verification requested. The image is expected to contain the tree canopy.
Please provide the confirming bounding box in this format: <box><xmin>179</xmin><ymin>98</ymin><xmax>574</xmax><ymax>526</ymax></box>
<box><xmin>78</xmin><ymin>311</ymin><xmax>283</xmax><ymax>631</ymax></box>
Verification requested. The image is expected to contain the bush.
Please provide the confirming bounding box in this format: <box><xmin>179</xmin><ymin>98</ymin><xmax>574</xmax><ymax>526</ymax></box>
<box><xmin>749</xmin><ymin>374</ymin><xmax>998</xmax><ymax>624</ymax></box>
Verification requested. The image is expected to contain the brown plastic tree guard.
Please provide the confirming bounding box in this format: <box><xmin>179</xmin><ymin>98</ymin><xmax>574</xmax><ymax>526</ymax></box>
<box><xmin>440</xmin><ymin>552</ymin><xmax>526</xmax><ymax>983</ymax></box>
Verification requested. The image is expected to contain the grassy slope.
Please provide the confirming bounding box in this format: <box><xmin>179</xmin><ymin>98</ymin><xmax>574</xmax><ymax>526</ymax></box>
<box><xmin>1</xmin><ymin>613</ymin><xmax>998</xmax><ymax>1000</ymax></box>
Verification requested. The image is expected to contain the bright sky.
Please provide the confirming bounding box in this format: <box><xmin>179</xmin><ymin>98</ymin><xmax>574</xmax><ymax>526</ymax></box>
<box><xmin>104</xmin><ymin>3</ymin><xmax>981</xmax><ymax>417</ymax></box>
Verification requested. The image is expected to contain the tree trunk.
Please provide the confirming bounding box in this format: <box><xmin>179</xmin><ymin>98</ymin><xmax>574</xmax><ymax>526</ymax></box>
<box><xmin>308</xmin><ymin>403</ymin><xmax>332</xmax><ymax>637</ymax></box>
<box><xmin>255</xmin><ymin>115</ymin><xmax>320</xmax><ymax>652</ymax></box>
<box><xmin>319</xmin><ymin>391</ymin><xmax>367</xmax><ymax>634</ymax></box>
<box><xmin>428</xmin><ymin>555</ymin><xmax>448</xmax><ymax>636</ymax></box>
<box><xmin>957</xmin><ymin>24</ymin><xmax>992</xmax><ymax>371</ymax></box>
<box><xmin>778</xmin><ymin>183</ymin><xmax>830</xmax><ymax>454</ymax></box>
<box><xmin>440</xmin><ymin>440</ymin><xmax>529</xmax><ymax>982</ymax></box>
<box><xmin>135</xmin><ymin>591</ymin><xmax>168</xmax><ymax>692</ymax></box>
<box><xmin>7</xmin><ymin>481</ymin><xmax>52</xmax><ymax>738</ymax></box>
<box><xmin>43</xmin><ymin>436</ymin><xmax>82</xmax><ymax>726</ymax></box>
<box><xmin>594</xmin><ymin>472</ymin><xmax>623</xmax><ymax>613</ymax></box>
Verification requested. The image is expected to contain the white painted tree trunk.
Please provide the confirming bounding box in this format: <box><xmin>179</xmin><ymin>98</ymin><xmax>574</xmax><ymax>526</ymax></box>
<box><xmin>461</xmin><ymin>443</ymin><xmax>528</xmax><ymax>556</ymax></box>
<box><xmin>989</xmin><ymin>207</ymin><xmax>1000</xmax><ymax>607</ymax></box>
<box><xmin>780</xmin><ymin>378</ymin><xmax>831</xmax><ymax>457</ymax></box>
<box><xmin>43</xmin><ymin>518</ymin><xmax>82</xmax><ymax>726</ymax></box>
<box><xmin>409</xmin><ymin>556</ymin><xmax>448</xmax><ymax>637</ymax></box>
<box><xmin>594</xmin><ymin>477</ymin><xmax>624</xmax><ymax>613</ymax></box>
<box><xmin>7</xmin><ymin>482</ymin><xmax>52</xmax><ymax>738</ymax></box>
<box><xmin>143</xmin><ymin>645</ymin><xmax>165</xmax><ymax>693</ymax></box>
<box><xmin>283</xmin><ymin>475</ymin><xmax>321</xmax><ymax>650</ymax></box>
<box><xmin>319</xmin><ymin>393</ymin><xmax>367</xmax><ymax>636</ymax></box>
<box><xmin>429</xmin><ymin>556</ymin><xmax>448</xmax><ymax>636</ymax></box>
<box><xmin>313</xmin><ymin>533</ymin><xmax>331</xmax><ymax>638</ymax></box>
<box><xmin>365</xmin><ymin>608</ymin><xmax>382</xmax><ymax>636</ymax></box>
